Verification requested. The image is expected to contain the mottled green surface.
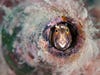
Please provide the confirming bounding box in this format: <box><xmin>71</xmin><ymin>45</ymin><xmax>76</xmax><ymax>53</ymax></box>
<box><xmin>2</xmin><ymin>26</ymin><xmax>34</xmax><ymax>75</ymax></box>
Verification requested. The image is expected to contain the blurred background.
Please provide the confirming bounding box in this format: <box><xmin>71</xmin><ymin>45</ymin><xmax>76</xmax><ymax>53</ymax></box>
<box><xmin>0</xmin><ymin>0</ymin><xmax>100</xmax><ymax>75</ymax></box>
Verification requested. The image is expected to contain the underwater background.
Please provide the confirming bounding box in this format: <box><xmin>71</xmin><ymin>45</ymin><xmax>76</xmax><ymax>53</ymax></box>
<box><xmin>0</xmin><ymin>0</ymin><xmax>100</xmax><ymax>75</ymax></box>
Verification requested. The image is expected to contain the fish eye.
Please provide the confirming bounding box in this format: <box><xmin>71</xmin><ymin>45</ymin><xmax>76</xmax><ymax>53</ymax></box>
<box><xmin>66</xmin><ymin>28</ymin><xmax>69</xmax><ymax>32</ymax></box>
<box><xmin>55</xmin><ymin>29</ymin><xmax>58</xmax><ymax>32</ymax></box>
<box><xmin>66</xmin><ymin>27</ymin><xmax>69</xmax><ymax>34</ymax></box>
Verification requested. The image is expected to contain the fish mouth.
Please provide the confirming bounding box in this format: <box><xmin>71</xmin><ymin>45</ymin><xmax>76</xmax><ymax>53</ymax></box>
<box><xmin>53</xmin><ymin>40</ymin><xmax>68</xmax><ymax>51</ymax></box>
<box><xmin>57</xmin><ymin>40</ymin><xmax>68</xmax><ymax>48</ymax></box>
<box><xmin>55</xmin><ymin>39</ymin><xmax>71</xmax><ymax>51</ymax></box>
<box><xmin>59</xmin><ymin>42</ymin><xmax>66</xmax><ymax>48</ymax></box>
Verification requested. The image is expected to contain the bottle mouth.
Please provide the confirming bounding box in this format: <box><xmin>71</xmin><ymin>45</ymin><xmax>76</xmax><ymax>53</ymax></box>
<box><xmin>42</xmin><ymin>16</ymin><xmax>85</xmax><ymax>58</ymax></box>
